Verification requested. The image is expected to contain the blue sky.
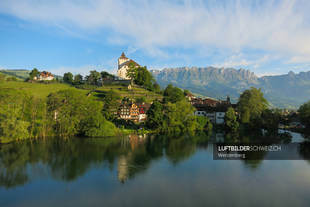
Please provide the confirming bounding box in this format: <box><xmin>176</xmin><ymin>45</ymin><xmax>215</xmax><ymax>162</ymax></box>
<box><xmin>1</xmin><ymin>0</ymin><xmax>310</xmax><ymax>76</ymax></box>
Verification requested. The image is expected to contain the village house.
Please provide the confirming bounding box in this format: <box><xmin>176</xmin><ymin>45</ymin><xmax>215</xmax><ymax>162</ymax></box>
<box><xmin>119</xmin><ymin>104</ymin><xmax>131</xmax><ymax>120</ymax></box>
<box><xmin>190</xmin><ymin>95</ymin><xmax>235</xmax><ymax>124</ymax></box>
<box><xmin>34</xmin><ymin>71</ymin><xmax>54</xmax><ymax>81</ymax></box>
<box><xmin>118</xmin><ymin>101</ymin><xmax>150</xmax><ymax>122</ymax></box>
<box><xmin>130</xmin><ymin>103</ymin><xmax>140</xmax><ymax>121</ymax></box>
<box><xmin>138</xmin><ymin>103</ymin><xmax>151</xmax><ymax>122</ymax></box>
<box><xmin>117</xmin><ymin>52</ymin><xmax>140</xmax><ymax>80</ymax></box>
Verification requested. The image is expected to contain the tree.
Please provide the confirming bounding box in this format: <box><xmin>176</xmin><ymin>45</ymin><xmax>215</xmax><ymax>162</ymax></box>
<box><xmin>260</xmin><ymin>109</ymin><xmax>281</xmax><ymax>133</ymax></box>
<box><xmin>163</xmin><ymin>84</ymin><xmax>185</xmax><ymax>103</ymax></box>
<box><xmin>153</xmin><ymin>83</ymin><xmax>161</xmax><ymax>93</ymax></box>
<box><xmin>224</xmin><ymin>107</ymin><xmax>239</xmax><ymax>132</ymax></box>
<box><xmin>237</xmin><ymin>87</ymin><xmax>268</xmax><ymax>124</ymax></box>
<box><xmin>47</xmin><ymin>89</ymin><xmax>117</xmax><ymax>137</ymax></box>
<box><xmin>136</xmin><ymin>96</ymin><xmax>146</xmax><ymax>104</ymax></box>
<box><xmin>126</xmin><ymin>63</ymin><xmax>157</xmax><ymax>90</ymax></box>
<box><xmin>127</xmin><ymin>62</ymin><xmax>138</xmax><ymax>81</ymax></box>
<box><xmin>196</xmin><ymin>116</ymin><xmax>213</xmax><ymax>132</ymax></box>
<box><xmin>298</xmin><ymin>101</ymin><xmax>310</xmax><ymax>129</ymax></box>
<box><xmin>102</xmin><ymin>90</ymin><xmax>121</xmax><ymax>120</ymax></box>
<box><xmin>79</xmin><ymin>102</ymin><xmax>117</xmax><ymax>137</ymax></box>
<box><xmin>183</xmin><ymin>89</ymin><xmax>191</xmax><ymax>96</ymax></box>
<box><xmin>63</xmin><ymin>72</ymin><xmax>73</xmax><ymax>84</ymax></box>
<box><xmin>73</xmin><ymin>74</ymin><xmax>83</xmax><ymax>85</ymax></box>
<box><xmin>161</xmin><ymin>99</ymin><xmax>197</xmax><ymax>135</ymax></box>
<box><xmin>146</xmin><ymin>100</ymin><xmax>164</xmax><ymax>129</ymax></box>
<box><xmin>135</xmin><ymin>66</ymin><xmax>155</xmax><ymax>90</ymax></box>
<box><xmin>86</xmin><ymin>70</ymin><xmax>101</xmax><ymax>85</ymax></box>
<box><xmin>101</xmin><ymin>71</ymin><xmax>114</xmax><ymax>80</ymax></box>
<box><xmin>0</xmin><ymin>89</ymin><xmax>31</xmax><ymax>142</ymax></box>
<box><xmin>29</xmin><ymin>68</ymin><xmax>39</xmax><ymax>80</ymax></box>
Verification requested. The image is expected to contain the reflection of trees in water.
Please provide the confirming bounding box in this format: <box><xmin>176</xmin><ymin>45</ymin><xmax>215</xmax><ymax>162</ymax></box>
<box><xmin>301</xmin><ymin>133</ymin><xmax>310</xmax><ymax>140</ymax></box>
<box><xmin>0</xmin><ymin>134</ymin><xmax>213</xmax><ymax>187</ymax></box>
<box><xmin>0</xmin><ymin>138</ymin><xmax>124</xmax><ymax>187</ymax></box>
<box><xmin>298</xmin><ymin>141</ymin><xmax>310</xmax><ymax>164</ymax></box>
<box><xmin>0</xmin><ymin>143</ymin><xmax>29</xmax><ymax>188</ymax></box>
<box><xmin>223</xmin><ymin>131</ymin><xmax>293</xmax><ymax>170</ymax></box>
<box><xmin>165</xmin><ymin>137</ymin><xmax>197</xmax><ymax>165</ymax></box>
<box><xmin>1</xmin><ymin>131</ymin><xmax>300</xmax><ymax>187</ymax></box>
<box><xmin>117</xmin><ymin>135</ymin><xmax>165</xmax><ymax>183</ymax></box>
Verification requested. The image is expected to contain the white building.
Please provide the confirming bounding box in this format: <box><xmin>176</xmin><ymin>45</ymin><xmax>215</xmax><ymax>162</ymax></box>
<box><xmin>117</xmin><ymin>52</ymin><xmax>140</xmax><ymax>80</ymax></box>
<box><xmin>194</xmin><ymin>111</ymin><xmax>206</xmax><ymax>116</ymax></box>
<box><xmin>194</xmin><ymin>110</ymin><xmax>226</xmax><ymax>124</ymax></box>
<box><xmin>206</xmin><ymin>112</ymin><xmax>216</xmax><ymax>123</ymax></box>
<box><xmin>215</xmin><ymin>112</ymin><xmax>225</xmax><ymax>124</ymax></box>
<box><xmin>34</xmin><ymin>71</ymin><xmax>54</xmax><ymax>81</ymax></box>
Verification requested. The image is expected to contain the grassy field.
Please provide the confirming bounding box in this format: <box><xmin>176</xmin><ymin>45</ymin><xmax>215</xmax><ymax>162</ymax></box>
<box><xmin>0</xmin><ymin>80</ymin><xmax>163</xmax><ymax>103</ymax></box>
<box><xmin>0</xmin><ymin>80</ymin><xmax>82</xmax><ymax>99</ymax></box>
<box><xmin>92</xmin><ymin>85</ymin><xmax>163</xmax><ymax>103</ymax></box>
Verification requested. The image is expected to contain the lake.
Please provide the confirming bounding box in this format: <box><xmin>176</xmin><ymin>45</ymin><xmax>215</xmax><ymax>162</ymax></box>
<box><xmin>1</xmin><ymin>132</ymin><xmax>310</xmax><ymax>207</ymax></box>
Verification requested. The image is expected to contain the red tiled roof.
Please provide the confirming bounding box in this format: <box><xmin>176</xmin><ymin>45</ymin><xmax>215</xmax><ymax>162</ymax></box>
<box><xmin>40</xmin><ymin>71</ymin><xmax>54</xmax><ymax>77</ymax></box>
<box><xmin>124</xmin><ymin>59</ymin><xmax>140</xmax><ymax>67</ymax></box>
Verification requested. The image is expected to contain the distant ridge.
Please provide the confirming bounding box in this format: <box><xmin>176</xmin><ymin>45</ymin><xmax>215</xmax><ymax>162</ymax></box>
<box><xmin>0</xmin><ymin>69</ymin><xmax>30</xmax><ymax>80</ymax></box>
<box><xmin>0</xmin><ymin>69</ymin><xmax>62</xmax><ymax>80</ymax></box>
<box><xmin>151</xmin><ymin>67</ymin><xmax>310</xmax><ymax>108</ymax></box>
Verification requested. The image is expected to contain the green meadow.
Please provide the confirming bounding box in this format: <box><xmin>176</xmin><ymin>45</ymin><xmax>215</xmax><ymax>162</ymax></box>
<box><xmin>0</xmin><ymin>80</ymin><xmax>82</xmax><ymax>99</ymax></box>
<box><xmin>0</xmin><ymin>80</ymin><xmax>162</xmax><ymax>103</ymax></box>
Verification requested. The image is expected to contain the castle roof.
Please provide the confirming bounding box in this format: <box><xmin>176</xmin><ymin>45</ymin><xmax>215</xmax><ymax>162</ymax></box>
<box><xmin>124</xmin><ymin>59</ymin><xmax>140</xmax><ymax>67</ymax></box>
<box><xmin>119</xmin><ymin>52</ymin><xmax>127</xmax><ymax>59</ymax></box>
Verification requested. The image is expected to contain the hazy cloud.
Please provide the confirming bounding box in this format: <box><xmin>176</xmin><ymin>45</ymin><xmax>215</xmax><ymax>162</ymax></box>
<box><xmin>1</xmin><ymin>0</ymin><xmax>310</xmax><ymax>69</ymax></box>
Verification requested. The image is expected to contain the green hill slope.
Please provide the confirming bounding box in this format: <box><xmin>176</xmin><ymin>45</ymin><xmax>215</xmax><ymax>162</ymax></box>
<box><xmin>0</xmin><ymin>69</ymin><xmax>30</xmax><ymax>80</ymax></box>
<box><xmin>0</xmin><ymin>81</ymin><xmax>81</xmax><ymax>99</ymax></box>
<box><xmin>92</xmin><ymin>85</ymin><xmax>162</xmax><ymax>103</ymax></box>
<box><xmin>0</xmin><ymin>81</ymin><xmax>162</xmax><ymax>103</ymax></box>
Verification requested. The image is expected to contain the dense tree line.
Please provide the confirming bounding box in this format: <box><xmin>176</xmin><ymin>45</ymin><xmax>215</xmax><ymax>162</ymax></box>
<box><xmin>0</xmin><ymin>89</ymin><xmax>118</xmax><ymax>143</ymax></box>
<box><xmin>236</xmin><ymin>87</ymin><xmax>291</xmax><ymax>134</ymax></box>
<box><xmin>127</xmin><ymin>63</ymin><xmax>161</xmax><ymax>93</ymax></box>
<box><xmin>146</xmin><ymin>84</ymin><xmax>213</xmax><ymax>136</ymax></box>
<box><xmin>63</xmin><ymin>70</ymin><xmax>117</xmax><ymax>86</ymax></box>
<box><xmin>298</xmin><ymin>101</ymin><xmax>310</xmax><ymax>130</ymax></box>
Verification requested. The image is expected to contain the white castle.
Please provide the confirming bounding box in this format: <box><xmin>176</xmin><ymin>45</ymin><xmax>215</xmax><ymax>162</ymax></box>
<box><xmin>117</xmin><ymin>52</ymin><xmax>140</xmax><ymax>80</ymax></box>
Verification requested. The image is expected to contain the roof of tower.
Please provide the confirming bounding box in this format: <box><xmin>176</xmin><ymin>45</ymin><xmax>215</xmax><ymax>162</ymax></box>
<box><xmin>124</xmin><ymin>59</ymin><xmax>140</xmax><ymax>67</ymax></box>
<box><xmin>119</xmin><ymin>52</ymin><xmax>127</xmax><ymax>59</ymax></box>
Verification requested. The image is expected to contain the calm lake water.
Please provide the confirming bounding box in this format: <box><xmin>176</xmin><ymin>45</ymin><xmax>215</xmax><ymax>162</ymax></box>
<box><xmin>1</xmin><ymin>132</ymin><xmax>310</xmax><ymax>207</ymax></box>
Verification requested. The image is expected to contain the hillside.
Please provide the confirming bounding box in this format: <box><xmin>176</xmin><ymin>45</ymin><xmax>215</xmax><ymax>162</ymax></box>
<box><xmin>151</xmin><ymin>67</ymin><xmax>310</xmax><ymax>108</ymax></box>
<box><xmin>92</xmin><ymin>85</ymin><xmax>162</xmax><ymax>103</ymax></box>
<box><xmin>0</xmin><ymin>69</ymin><xmax>62</xmax><ymax>80</ymax></box>
<box><xmin>0</xmin><ymin>71</ymin><xmax>23</xmax><ymax>81</ymax></box>
<box><xmin>0</xmin><ymin>81</ymin><xmax>162</xmax><ymax>103</ymax></box>
<box><xmin>0</xmin><ymin>69</ymin><xmax>30</xmax><ymax>79</ymax></box>
<box><xmin>0</xmin><ymin>81</ymin><xmax>81</xmax><ymax>99</ymax></box>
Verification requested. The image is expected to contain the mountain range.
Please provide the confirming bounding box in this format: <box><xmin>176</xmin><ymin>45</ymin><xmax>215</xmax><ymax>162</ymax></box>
<box><xmin>151</xmin><ymin>67</ymin><xmax>310</xmax><ymax>108</ymax></box>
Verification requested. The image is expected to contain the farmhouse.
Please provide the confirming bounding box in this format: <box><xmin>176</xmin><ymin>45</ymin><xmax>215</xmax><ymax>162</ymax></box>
<box><xmin>35</xmin><ymin>71</ymin><xmax>54</xmax><ymax>81</ymax></box>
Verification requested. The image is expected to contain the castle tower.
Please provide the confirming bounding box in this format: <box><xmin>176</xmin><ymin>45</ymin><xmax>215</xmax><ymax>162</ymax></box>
<box><xmin>117</xmin><ymin>52</ymin><xmax>140</xmax><ymax>80</ymax></box>
<box><xmin>118</xmin><ymin>52</ymin><xmax>129</xmax><ymax>68</ymax></box>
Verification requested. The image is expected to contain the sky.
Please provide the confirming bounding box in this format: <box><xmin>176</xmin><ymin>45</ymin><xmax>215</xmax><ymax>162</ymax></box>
<box><xmin>1</xmin><ymin>0</ymin><xmax>310</xmax><ymax>76</ymax></box>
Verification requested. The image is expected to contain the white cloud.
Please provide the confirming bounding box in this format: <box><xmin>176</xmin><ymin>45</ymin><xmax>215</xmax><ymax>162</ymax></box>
<box><xmin>213</xmin><ymin>53</ymin><xmax>270</xmax><ymax>69</ymax></box>
<box><xmin>286</xmin><ymin>55</ymin><xmax>310</xmax><ymax>64</ymax></box>
<box><xmin>1</xmin><ymin>0</ymin><xmax>310</xmax><ymax>63</ymax></box>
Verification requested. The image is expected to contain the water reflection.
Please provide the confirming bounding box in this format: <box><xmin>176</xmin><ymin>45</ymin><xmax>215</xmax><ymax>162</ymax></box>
<box><xmin>0</xmin><ymin>131</ymin><xmax>309</xmax><ymax>189</ymax></box>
